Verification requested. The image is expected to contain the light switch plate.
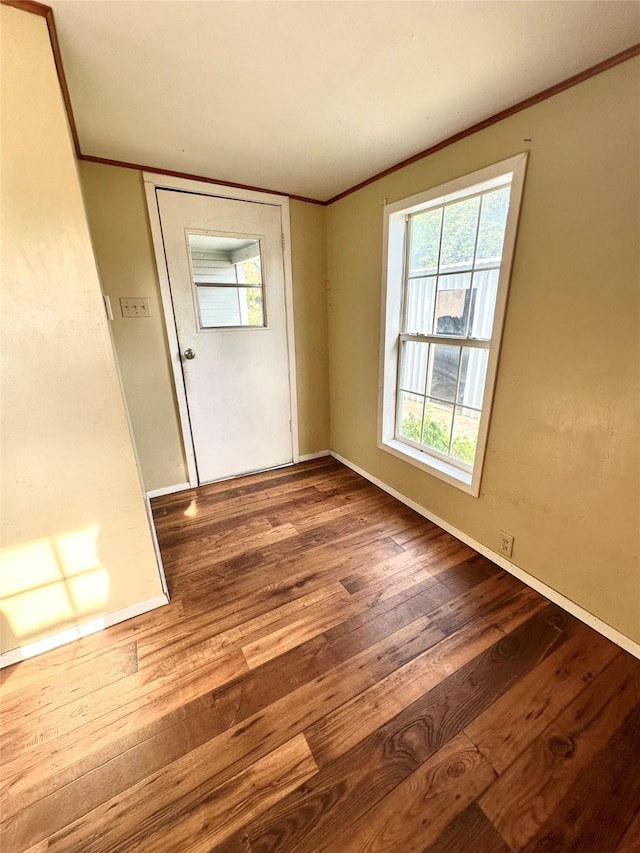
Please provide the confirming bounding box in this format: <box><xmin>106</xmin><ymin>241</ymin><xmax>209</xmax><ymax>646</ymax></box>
<box><xmin>120</xmin><ymin>297</ymin><xmax>150</xmax><ymax>318</ymax></box>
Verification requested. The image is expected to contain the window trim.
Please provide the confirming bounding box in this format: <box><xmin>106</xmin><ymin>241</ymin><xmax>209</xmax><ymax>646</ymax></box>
<box><xmin>378</xmin><ymin>153</ymin><xmax>528</xmax><ymax>497</ymax></box>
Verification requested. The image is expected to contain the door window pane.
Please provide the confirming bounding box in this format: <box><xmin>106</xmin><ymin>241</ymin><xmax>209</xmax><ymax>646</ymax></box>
<box><xmin>188</xmin><ymin>233</ymin><xmax>265</xmax><ymax>328</ymax></box>
<box><xmin>196</xmin><ymin>286</ymin><xmax>264</xmax><ymax>327</ymax></box>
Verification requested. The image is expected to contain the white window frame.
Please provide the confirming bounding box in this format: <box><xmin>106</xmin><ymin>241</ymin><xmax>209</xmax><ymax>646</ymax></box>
<box><xmin>378</xmin><ymin>153</ymin><xmax>528</xmax><ymax>497</ymax></box>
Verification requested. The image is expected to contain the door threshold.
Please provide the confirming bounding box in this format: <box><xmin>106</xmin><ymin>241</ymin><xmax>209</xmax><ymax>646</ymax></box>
<box><xmin>198</xmin><ymin>460</ymin><xmax>295</xmax><ymax>486</ymax></box>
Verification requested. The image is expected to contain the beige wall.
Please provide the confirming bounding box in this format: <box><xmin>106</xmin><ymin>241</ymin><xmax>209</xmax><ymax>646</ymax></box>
<box><xmin>326</xmin><ymin>58</ymin><xmax>640</xmax><ymax>644</ymax></box>
<box><xmin>79</xmin><ymin>166</ymin><xmax>330</xmax><ymax>490</ymax></box>
<box><xmin>0</xmin><ymin>7</ymin><xmax>164</xmax><ymax>654</ymax></box>
<box><xmin>78</xmin><ymin>163</ymin><xmax>187</xmax><ymax>490</ymax></box>
<box><xmin>289</xmin><ymin>200</ymin><xmax>330</xmax><ymax>455</ymax></box>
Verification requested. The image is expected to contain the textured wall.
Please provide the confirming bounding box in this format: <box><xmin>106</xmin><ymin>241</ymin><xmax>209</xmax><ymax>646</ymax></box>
<box><xmin>1</xmin><ymin>7</ymin><xmax>163</xmax><ymax>654</ymax></box>
<box><xmin>326</xmin><ymin>58</ymin><xmax>640</xmax><ymax>644</ymax></box>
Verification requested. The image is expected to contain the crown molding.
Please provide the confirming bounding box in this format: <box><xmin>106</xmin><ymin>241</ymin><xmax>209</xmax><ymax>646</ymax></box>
<box><xmin>77</xmin><ymin>154</ymin><xmax>323</xmax><ymax>206</ymax></box>
<box><xmin>4</xmin><ymin>0</ymin><xmax>639</xmax><ymax>207</ymax></box>
<box><xmin>326</xmin><ymin>42</ymin><xmax>640</xmax><ymax>205</ymax></box>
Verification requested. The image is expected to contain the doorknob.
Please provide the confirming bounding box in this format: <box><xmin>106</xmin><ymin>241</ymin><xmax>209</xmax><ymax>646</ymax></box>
<box><xmin>183</xmin><ymin>348</ymin><xmax>196</xmax><ymax>360</ymax></box>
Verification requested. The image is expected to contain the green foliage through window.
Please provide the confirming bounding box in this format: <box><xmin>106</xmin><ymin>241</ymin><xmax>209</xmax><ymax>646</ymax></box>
<box><xmin>409</xmin><ymin>186</ymin><xmax>510</xmax><ymax>275</ymax></box>
<box><xmin>246</xmin><ymin>289</ymin><xmax>263</xmax><ymax>326</ymax></box>
<box><xmin>401</xmin><ymin>412</ymin><xmax>476</xmax><ymax>464</ymax></box>
<box><xmin>450</xmin><ymin>434</ymin><xmax>476</xmax><ymax>464</ymax></box>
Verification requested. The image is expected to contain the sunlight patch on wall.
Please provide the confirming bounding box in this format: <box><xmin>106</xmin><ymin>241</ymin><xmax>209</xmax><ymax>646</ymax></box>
<box><xmin>0</xmin><ymin>526</ymin><xmax>110</xmax><ymax>643</ymax></box>
<box><xmin>0</xmin><ymin>540</ymin><xmax>61</xmax><ymax>598</ymax></box>
<box><xmin>55</xmin><ymin>528</ymin><xmax>100</xmax><ymax>576</ymax></box>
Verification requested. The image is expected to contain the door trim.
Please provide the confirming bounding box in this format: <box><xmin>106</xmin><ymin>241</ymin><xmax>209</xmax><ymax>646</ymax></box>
<box><xmin>143</xmin><ymin>173</ymin><xmax>299</xmax><ymax>487</ymax></box>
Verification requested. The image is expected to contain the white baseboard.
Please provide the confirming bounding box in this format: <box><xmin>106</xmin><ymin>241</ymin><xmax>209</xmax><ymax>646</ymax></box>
<box><xmin>146</xmin><ymin>482</ymin><xmax>191</xmax><ymax>499</ymax></box>
<box><xmin>0</xmin><ymin>593</ymin><xmax>169</xmax><ymax>670</ymax></box>
<box><xmin>299</xmin><ymin>450</ymin><xmax>331</xmax><ymax>462</ymax></box>
<box><xmin>145</xmin><ymin>496</ymin><xmax>170</xmax><ymax>598</ymax></box>
<box><xmin>330</xmin><ymin>450</ymin><xmax>640</xmax><ymax>660</ymax></box>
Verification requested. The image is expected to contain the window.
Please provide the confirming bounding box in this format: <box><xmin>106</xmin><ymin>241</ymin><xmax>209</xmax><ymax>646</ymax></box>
<box><xmin>379</xmin><ymin>154</ymin><xmax>527</xmax><ymax>496</ymax></box>
<box><xmin>187</xmin><ymin>233</ymin><xmax>266</xmax><ymax>328</ymax></box>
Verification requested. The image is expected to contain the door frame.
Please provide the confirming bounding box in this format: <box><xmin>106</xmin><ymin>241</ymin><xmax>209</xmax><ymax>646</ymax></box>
<box><xmin>143</xmin><ymin>172</ymin><xmax>299</xmax><ymax>487</ymax></box>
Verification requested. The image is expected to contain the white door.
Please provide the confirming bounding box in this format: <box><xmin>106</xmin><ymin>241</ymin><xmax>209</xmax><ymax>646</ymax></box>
<box><xmin>157</xmin><ymin>189</ymin><xmax>294</xmax><ymax>483</ymax></box>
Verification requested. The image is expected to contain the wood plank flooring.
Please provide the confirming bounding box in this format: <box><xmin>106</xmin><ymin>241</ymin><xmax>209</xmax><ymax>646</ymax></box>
<box><xmin>2</xmin><ymin>457</ymin><xmax>639</xmax><ymax>852</ymax></box>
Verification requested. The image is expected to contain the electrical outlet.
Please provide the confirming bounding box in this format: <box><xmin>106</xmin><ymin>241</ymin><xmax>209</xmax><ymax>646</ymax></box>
<box><xmin>498</xmin><ymin>531</ymin><xmax>514</xmax><ymax>557</ymax></box>
<box><xmin>120</xmin><ymin>297</ymin><xmax>150</xmax><ymax>318</ymax></box>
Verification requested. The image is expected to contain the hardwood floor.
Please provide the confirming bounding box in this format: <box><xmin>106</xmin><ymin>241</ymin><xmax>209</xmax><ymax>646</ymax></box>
<box><xmin>2</xmin><ymin>457</ymin><xmax>639</xmax><ymax>852</ymax></box>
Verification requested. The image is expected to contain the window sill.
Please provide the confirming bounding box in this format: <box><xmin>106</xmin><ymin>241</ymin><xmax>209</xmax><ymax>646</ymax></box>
<box><xmin>378</xmin><ymin>437</ymin><xmax>478</xmax><ymax>497</ymax></box>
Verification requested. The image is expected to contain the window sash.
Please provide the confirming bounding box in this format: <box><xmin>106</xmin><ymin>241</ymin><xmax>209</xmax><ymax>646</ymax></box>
<box><xmin>393</xmin><ymin>425</ymin><xmax>474</xmax><ymax>474</ymax></box>
<box><xmin>395</xmin><ymin>337</ymin><xmax>484</xmax><ymax>472</ymax></box>
<box><xmin>406</xmin><ymin>185</ymin><xmax>499</xmax><ymax>220</ymax></box>
<box><xmin>401</xmin><ymin>185</ymin><xmax>507</xmax><ymax>332</ymax></box>
<box><xmin>395</xmin><ymin>184</ymin><xmax>505</xmax><ymax>469</ymax></box>
<box><xmin>399</xmin><ymin>333</ymin><xmax>490</xmax><ymax>348</ymax></box>
<box><xmin>195</xmin><ymin>281</ymin><xmax>263</xmax><ymax>289</ymax></box>
<box><xmin>406</xmin><ymin>264</ymin><xmax>500</xmax><ymax>282</ymax></box>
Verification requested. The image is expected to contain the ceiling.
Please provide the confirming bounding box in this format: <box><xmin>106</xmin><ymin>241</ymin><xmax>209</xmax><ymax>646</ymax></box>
<box><xmin>48</xmin><ymin>1</ymin><xmax>640</xmax><ymax>202</ymax></box>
